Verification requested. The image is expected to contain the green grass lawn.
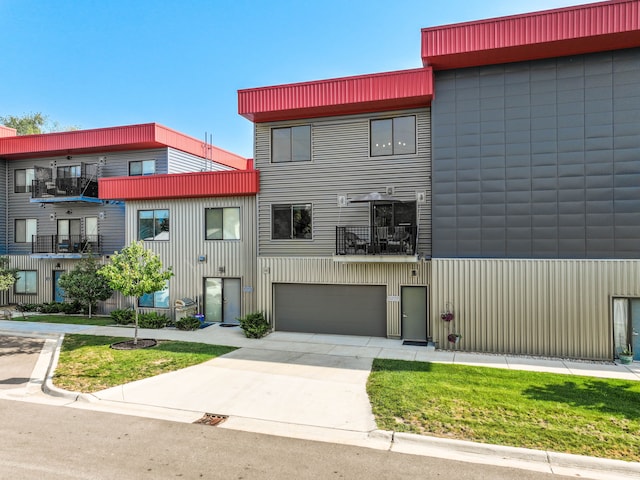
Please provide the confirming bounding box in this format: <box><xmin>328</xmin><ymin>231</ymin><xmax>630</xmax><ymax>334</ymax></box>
<box><xmin>53</xmin><ymin>334</ymin><xmax>236</xmax><ymax>393</ymax></box>
<box><xmin>12</xmin><ymin>314</ymin><xmax>114</xmax><ymax>326</ymax></box>
<box><xmin>367</xmin><ymin>359</ymin><xmax>640</xmax><ymax>462</ymax></box>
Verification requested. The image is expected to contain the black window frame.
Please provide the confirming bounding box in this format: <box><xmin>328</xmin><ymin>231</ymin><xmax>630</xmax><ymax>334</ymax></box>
<box><xmin>205</xmin><ymin>207</ymin><xmax>241</xmax><ymax>240</ymax></box>
<box><xmin>14</xmin><ymin>168</ymin><xmax>35</xmax><ymax>193</ymax></box>
<box><xmin>137</xmin><ymin>209</ymin><xmax>170</xmax><ymax>241</ymax></box>
<box><xmin>370</xmin><ymin>115</ymin><xmax>417</xmax><ymax>157</ymax></box>
<box><xmin>129</xmin><ymin>160</ymin><xmax>156</xmax><ymax>176</ymax></box>
<box><xmin>271</xmin><ymin>204</ymin><xmax>313</xmax><ymax>240</ymax></box>
<box><xmin>271</xmin><ymin>125</ymin><xmax>311</xmax><ymax>163</ymax></box>
<box><xmin>15</xmin><ymin>270</ymin><xmax>37</xmax><ymax>295</ymax></box>
<box><xmin>15</xmin><ymin>218</ymin><xmax>37</xmax><ymax>243</ymax></box>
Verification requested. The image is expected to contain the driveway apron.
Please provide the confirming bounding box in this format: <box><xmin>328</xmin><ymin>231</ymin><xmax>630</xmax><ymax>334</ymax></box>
<box><xmin>93</xmin><ymin>347</ymin><xmax>377</xmax><ymax>432</ymax></box>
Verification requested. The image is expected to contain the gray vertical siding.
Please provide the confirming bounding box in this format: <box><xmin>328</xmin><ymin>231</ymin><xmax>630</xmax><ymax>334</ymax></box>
<box><xmin>432</xmin><ymin>258</ymin><xmax>640</xmax><ymax>360</ymax></box>
<box><xmin>167</xmin><ymin>147</ymin><xmax>232</xmax><ymax>173</ymax></box>
<box><xmin>432</xmin><ymin>48</ymin><xmax>640</xmax><ymax>259</ymax></box>
<box><xmin>124</xmin><ymin>196</ymin><xmax>257</xmax><ymax>318</ymax></box>
<box><xmin>255</xmin><ymin>109</ymin><xmax>432</xmax><ymax>257</ymax></box>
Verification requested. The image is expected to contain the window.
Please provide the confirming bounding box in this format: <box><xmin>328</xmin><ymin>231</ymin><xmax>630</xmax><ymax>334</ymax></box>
<box><xmin>15</xmin><ymin>270</ymin><xmax>37</xmax><ymax>294</ymax></box>
<box><xmin>272</xmin><ymin>204</ymin><xmax>312</xmax><ymax>239</ymax></box>
<box><xmin>129</xmin><ymin>160</ymin><xmax>156</xmax><ymax>176</ymax></box>
<box><xmin>138</xmin><ymin>209</ymin><xmax>170</xmax><ymax>240</ymax></box>
<box><xmin>15</xmin><ymin>219</ymin><xmax>37</xmax><ymax>243</ymax></box>
<box><xmin>205</xmin><ymin>207</ymin><xmax>240</xmax><ymax>240</ymax></box>
<box><xmin>139</xmin><ymin>283</ymin><xmax>169</xmax><ymax>308</ymax></box>
<box><xmin>272</xmin><ymin>125</ymin><xmax>311</xmax><ymax>162</ymax></box>
<box><xmin>370</xmin><ymin>116</ymin><xmax>416</xmax><ymax>156</ymax></box>
<box><xmin>57</xmin><ymin>165</ymin><xmax>81</xmax><ymax>178</ymax></box>
<box><xmin>14</xmin><ymin>168</ymin><xmax>35</xmax><ymax>193</ymax></box>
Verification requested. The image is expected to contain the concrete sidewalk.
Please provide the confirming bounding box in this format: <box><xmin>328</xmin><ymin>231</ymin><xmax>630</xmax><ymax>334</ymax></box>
<box><xmin>1</xmin><ymin>318</ymin><xmax>640</xmax><ymax>479</ymax></box>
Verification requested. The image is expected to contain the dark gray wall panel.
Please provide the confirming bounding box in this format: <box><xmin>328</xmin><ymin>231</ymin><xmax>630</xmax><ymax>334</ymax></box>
<box><xmin>432</xmin><ymin>48</ymin><xmax>640</xmax><ymax>259</ymax></box>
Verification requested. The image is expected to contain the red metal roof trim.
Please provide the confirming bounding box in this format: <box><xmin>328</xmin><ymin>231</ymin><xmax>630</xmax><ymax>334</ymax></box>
<box><xmin>238</xmin><ymin>68</ymin><xmax>433</xmax><ymax>123</ymax></box>
<box><xmin>99</xmin><ymin>170</ymin><xmax>259</xmax><ymax>201</ymax></box>
<box><xmin>0</xmin><ymin>123</ymin><xmax>248</xmax><ymax>170</ymax></box>
<box><xmin>0</xmin><ymin>125</ymin><xmax>17</xmax><ymax>138</ymax></box>
<box><xmin>422</xmin><ymin>0</ymin><xmax>640</xmax><ymax>70</ymax></box>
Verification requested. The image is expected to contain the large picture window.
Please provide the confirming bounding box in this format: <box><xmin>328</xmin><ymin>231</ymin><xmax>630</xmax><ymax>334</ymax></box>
<box><xmin>138</xmin><ymin>209</ymin><xmax>170</xmax><ymax>240</ymax></box>
<box><xmin>272</xmin><ymin>204</ymin><xmax>312</xmax><ymax>239</ymax></box>
<box><xmin>370</xmin><ymin>116</ymin><xmax>416</xmax><ymax>156</ymax></box>
<box><xmin>15</xmin><ymin>219</ymin><xmax>37</xmax><ymax>243</ymax></box>
<box><xmin>272</xmin><ymin>125</ymin><xmax>311</xmax><ymax>163</ymax></box>
<box><xmin>14</xmin><ymin>168</ymin><xmax>35</xmax><ymax>193</ymax></box>
<box><xmin>15</xmin><ymin>270</ymin><xmax>37</xmax><ymax>294</ymax></box>
<box><xmin>57</xmin><ymin>165</ymin><xmax>81</xmax><ymax>178</ymax></box>
<box><xmin>129</xmin><ymin>160</ymin><xmax>156</xmax><ymax>176</ymax></box>
<box><xmin>205</xmin><ymin>207</ymin><xmax>240</xmax><ymax>240</ymax></box>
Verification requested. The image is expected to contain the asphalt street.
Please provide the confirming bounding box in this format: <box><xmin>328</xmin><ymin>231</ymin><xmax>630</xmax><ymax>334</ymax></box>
<box><xmin>0</xmin><ymin>399</ymin><xmax>577</xmax><ymax>480</ymax></box>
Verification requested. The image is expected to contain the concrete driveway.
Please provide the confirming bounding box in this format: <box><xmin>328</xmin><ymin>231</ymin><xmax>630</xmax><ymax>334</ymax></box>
<box><xmin>0</xmin><ymin>335</ymin><xmax>44</xmax><ymax>391</ymax></box>
<box><xmin>91</xmin><ymin>347</ymin><xmax>378</xmax><ymax>435</ymax></box>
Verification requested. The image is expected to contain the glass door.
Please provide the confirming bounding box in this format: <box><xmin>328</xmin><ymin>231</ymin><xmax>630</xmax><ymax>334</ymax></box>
<box><xmin>204</xmin><ymin>278</ymin><xmax>241</xmax><ymax>324</ymax></box>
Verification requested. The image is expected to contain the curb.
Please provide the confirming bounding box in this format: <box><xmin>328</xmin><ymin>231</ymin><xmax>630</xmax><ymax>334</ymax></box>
<box><xmin>41</xmin><ymin>333</ymin><xmax>81</xmax><ymax>401</ymax></box>
<box><xmin>380</xmin><ymin>430</ymin><xmax>640</xmax><ymax>479</ymax></box>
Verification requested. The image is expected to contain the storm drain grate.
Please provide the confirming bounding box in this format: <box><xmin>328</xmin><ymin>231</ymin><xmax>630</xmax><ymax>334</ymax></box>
<box><xmin>402</xmin><ymin>340</ymin><xmax>428</xmax><ymax>346</ymax></box>
<box><xmin>194</xmin><ymin>413</ymin><xmax>228</xmax><ymax>426</ymax></box>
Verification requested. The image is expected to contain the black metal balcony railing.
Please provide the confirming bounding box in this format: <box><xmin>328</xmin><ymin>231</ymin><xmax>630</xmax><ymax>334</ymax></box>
<box><xmin>31</xmin><ymin>177</ymin><xmax>99</xmax><ymax>199</ymax></box>
<box><xmin>336</xmin><ymin>226</ymin><xmax>417</xmax><ymax>256</ymax></box>
<box><xmin>32</xmin><ymin>235</ymin><xmax>101</xmax><ymax>255</ymax></box>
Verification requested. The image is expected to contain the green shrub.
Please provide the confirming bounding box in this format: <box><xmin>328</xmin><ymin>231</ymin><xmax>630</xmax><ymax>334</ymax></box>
<box><xmin>238</xmin><ymin>312</ymin><xmax>270</xmax><ymax>339</ymax></box>
<box><xmin>39</xmin><ymin>302</ymin><xmax>62</xmax><ymax>314</ymax></box>
<box><xmin>59</xmin><ymin>301</ymin><xmax>85</xmax><ymax>314</ymax></box>
<box><xmin>16</xmin><ymin>303</ymin><xmax>40</xmax><ymax>312</ymax></box>
<box><xmin>110</xmin><ymin>309</ymin><xmax>134</xmax><ymax>325</ymax></box>
<box><xmin>175</xmin><ymin>316</ymin><xmax>201</xmax><ymax>331</ymax></box>
<box><xmin>138</xmin><ymin>311</ymin><xmax>169</xmax><ymax>329</ymax></box>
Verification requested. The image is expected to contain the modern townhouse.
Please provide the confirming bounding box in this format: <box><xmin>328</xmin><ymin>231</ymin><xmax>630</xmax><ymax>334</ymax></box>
<box><xmin>0</xmin><ymin>123</ymin><xmax>248</xmax><ymax>311</ymax></box>
<box><xmin>238</xmin><ymin>0</ymin><xmax>640</xmax><ymax>361</ymax></box>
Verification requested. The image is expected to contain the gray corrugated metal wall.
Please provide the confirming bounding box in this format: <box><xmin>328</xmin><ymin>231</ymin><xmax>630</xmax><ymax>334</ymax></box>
<box><xmin>431</xmin><ymin>258</ymin><xmax>640</xmax><ymax>360</ymax></box>
<box><xmin>167</xmin><ymin>147</ymin><xmax>232</xmax><ymax>173</ymax></box>
<box><xmin>257</xmin><ymin>257</ymin><xmax>431</xmax><ymax>337</ymax></box>
<box><xmin>124</xmin><ymin>196</ymin><xmax>257</xmax><ymax>318</ymax></box>
<box><xmin>0</xmin><ymin>160</ymin><xmax>6</xmax><ymax>254</ymax></box>
<box><xmin>255</xmin><ymin>109</ymin><xmax>431</xmax><ymax>257</ymax></box>
<box><xmin>432</xmin><ymin>48</ymin><xmax>640</xmax><ymax>259</ymax></box>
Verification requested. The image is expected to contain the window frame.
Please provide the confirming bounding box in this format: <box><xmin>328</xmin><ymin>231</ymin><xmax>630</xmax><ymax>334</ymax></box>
<box><xmin>205</xmin><ymin>207</ymin><xmax>241</xmax><ymax>240</ymax></box>
<box><xmin>129</xmin><ymin>160</ymin><xmax>156</xmax><ymax>176</ymax></box>
<box><xmin>271</xmin><ymin>125</ymin><xmax>311</xmax><ymax>163</ymax></box>
<box><xmin>15</xmin><ymin>270</ymin><xmax>37</xmax><ymax>295</ymax></box>
<box><xmin>271</xmin><ymin>203</ymin><xmax>313</xmax><ymax>240</ymax></box>
<box><xmin>137</xmin><ymin>209</ymin><xmax>170</xmax><ymax>241</ymax></box>
<box><xmin>138</xmin><ymin>282</ymin><xmax>170</xmax><ymax>308</ymax></box>
<box><xmin>14</xmin><ymin>168</ymin><xmax>35</xmax><ymax>193</ymax></box>
<box><xmin>57</xmin><ymin>165</ymin><xmax>81</xmax><ymax>178</ymax></box>
<box><xmin>370</xmin><ymin>115</ymin><xmax>417</xmax><ymax>157</ymax></box>
<box><xmin>15</xmin><ymin>218</ymin><xmax>37</xmax><ymax>243</ymax></box>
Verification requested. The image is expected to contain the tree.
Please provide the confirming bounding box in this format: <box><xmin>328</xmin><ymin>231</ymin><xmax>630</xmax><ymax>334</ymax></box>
<box><xmin>0</xmin><ymin>112</ymin><xmax>79</xmax><ymax>135</ymax></box>
<box><xmin>58</xmin><ymin>255</ymin><xmax>113</xmax><ymax>318</ymax></box>
<box><xmin>98</xmin><ymin>241</ymin><xmax>173</xmax><ymax>344</ymax></box>
<box><xmin>0</xmin><ymin>257</ymin><xmax>18</xmax><ymax>293</ymax></box>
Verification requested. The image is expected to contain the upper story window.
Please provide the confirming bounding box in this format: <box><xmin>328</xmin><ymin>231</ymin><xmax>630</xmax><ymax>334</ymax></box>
<box><xmin>272</xmin><ymin>204</ymin><xmax>312</xmax><ymax>240</ymax></box>
<box><xmin>272</xmin><ymin>125</ymin><xmax>311</xmax><ymax>163</ymax></box>
<box><xmin>57</xmin><ymin>165</ymin><xmax>81</xmax><ymax>178</ymax></box>
<box><xmin>129</xmin><ymin>160</ymin><xmax>156</xmax><ymax>176</ymax></box>
<box><xmin>138</xmin><ymin>209</ymin><xmax>170</xmax><ymax>241</ymax></box>
<box><xmin>370</xmin><ymin>115</ymin><xmax>416</xmax><ymax>157</ymax></box>
<box><xmin>15</xmin><ymin>219</ymin><xmax>37</xmax><ymax>243</ymax></box>
<box><xmin>205</xmin><ymin>207</ymin><xmax>240</xmax><ymax>240</ymax></box>
<box><xmin>14</xmin><ymin>168</ymin><xmax>35</xmax><ymax>193</ymax></box>
<box><xmin>15</xmin><ymin>270</ymin><xmax>37</xmax><ymax>295</ymax></box>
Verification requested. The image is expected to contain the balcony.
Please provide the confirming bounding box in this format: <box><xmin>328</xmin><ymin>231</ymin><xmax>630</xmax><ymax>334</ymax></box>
<box><xmin>31</xmin><ymin>177</ymin><xmax>100</xmax><ymax>204</ymax></box>
<box><xmin>31</xmin><ymin>235</ymin><xmax>102</xmax><ymax>258</ymax></box>
<box><xmin>334</xmin><ymin>226</ymin><xmax>418</xmax><ymax>263</ymax></box>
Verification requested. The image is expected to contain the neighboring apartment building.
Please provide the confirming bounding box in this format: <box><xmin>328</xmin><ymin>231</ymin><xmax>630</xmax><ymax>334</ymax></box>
<box><xmin>238</xmin><ymin>0</ymin><xmax>640</xmax><ymax>361</ymax></box>
<box><xmin>99</xmin><ymin>170</ymin><xmax>259</xmax><ymax>321</ymax></box>
<box><xmin>0</xmin><ymin>123</ymin><xmax>248</xmax><ymax>311</ymax></box>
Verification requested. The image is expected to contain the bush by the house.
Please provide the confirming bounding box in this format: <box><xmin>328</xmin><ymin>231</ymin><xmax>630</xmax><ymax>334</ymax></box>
<box><xmin>175</xmin><ymin>316</ymin><xmax>201</xmax><ymax>331</ymax></box>
<box><xmin>15</xmin><ymin>301</ymin><xmax>84</xmax><ymax>314</ymax></box>
<box><xmin>110</xmin><ymin>309</ymin><xmax>134</xmax><ymax>325</ymax></box>
<box><xmin>138</xmin><ymin>312</ymin><xmax>170</xmax><ymax>329</ymax></box>
<box><xmin>238</xmin><ymin>312</ymin><xmax>270</xmax><ymax>339</ymax></box>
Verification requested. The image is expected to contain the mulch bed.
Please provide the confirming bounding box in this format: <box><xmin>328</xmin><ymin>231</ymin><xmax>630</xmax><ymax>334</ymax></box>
<box><xmin>110</xmin><ymin>339</ymin><xmax>157</xmax><ymax>350</ymax></box>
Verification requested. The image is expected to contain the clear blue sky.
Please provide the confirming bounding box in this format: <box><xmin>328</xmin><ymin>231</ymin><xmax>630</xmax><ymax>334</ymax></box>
<box><xmin>0</xmin><ymin>0</ymin><xmax>601</xmax><ymax>158</ymax></box>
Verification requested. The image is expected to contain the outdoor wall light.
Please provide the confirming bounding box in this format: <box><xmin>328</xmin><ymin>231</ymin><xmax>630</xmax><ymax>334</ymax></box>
<box><xmin>198</xmin><ymin>255</ymin><xmax>207</xmax><ymax>263</ymax></box>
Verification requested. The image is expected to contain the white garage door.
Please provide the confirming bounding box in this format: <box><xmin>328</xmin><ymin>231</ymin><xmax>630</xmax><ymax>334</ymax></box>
<box><xmin>274</xmin><ymin>283</ymin><xmax>387</xmax><ymax>337</ymax></box>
